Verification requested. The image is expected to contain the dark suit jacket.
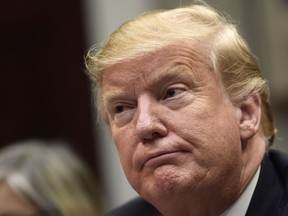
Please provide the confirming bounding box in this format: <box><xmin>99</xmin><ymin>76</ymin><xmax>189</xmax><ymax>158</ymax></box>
<box><xmin>106</xmin><ymin>149</ymin><xmax>288</xmax><ymax>216</ymax></box>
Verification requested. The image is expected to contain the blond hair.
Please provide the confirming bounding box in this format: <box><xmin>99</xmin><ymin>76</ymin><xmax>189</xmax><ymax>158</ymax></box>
<box><xmin>85</xmin><ymin>3</ymin><xmax>276</xmax><ymax>145</ymax></box>
<box><xmin>0</xmin><ymin>140</ymin><xmax>102</xmax><ymax>216</ymax></box>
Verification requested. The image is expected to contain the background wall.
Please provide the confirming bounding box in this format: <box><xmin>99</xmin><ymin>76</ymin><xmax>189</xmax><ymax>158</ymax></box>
<box><xmin>83</xmin><ymin>0</ymin><xmax>288</xmax><ymax>213</ymax></box>
<box><xmin>1</xmin><ymin>0</ymin><xmax>97</xmax><ymax>174</ymax></box>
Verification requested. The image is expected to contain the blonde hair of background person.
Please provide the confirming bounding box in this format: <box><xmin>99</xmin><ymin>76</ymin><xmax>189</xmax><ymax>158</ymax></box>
<box><xmin>0</xmin><ymin>140</ymin><xmax>102</xmax><ymax>216</ymax></box>
<box><xmin>86</xmin><ymin>2</ymin><xmax>275</xmax><ymax>146</ymax></box>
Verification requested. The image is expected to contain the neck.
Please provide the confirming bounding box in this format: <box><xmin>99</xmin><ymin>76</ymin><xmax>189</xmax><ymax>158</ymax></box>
<box><xmin>238</xmin><ymin>135</ymin><xmax>266</xmax><ymax>195</ymax></box>
<box><xmin>154</xmin><ymin>136</ymin><xmax>266</xmax><ymax>216</ymax></box>
<box><xmin>154</xmin><ymin>189</ymin><xmax>239</xmax><ymax>216</ymax></box>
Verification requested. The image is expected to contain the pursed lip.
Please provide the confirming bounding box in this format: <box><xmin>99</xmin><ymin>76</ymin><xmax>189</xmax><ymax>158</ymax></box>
<box><xmin>140</xmin><ymin>149</ymin><xmax>187</xmax><ymax>170</ymax></box>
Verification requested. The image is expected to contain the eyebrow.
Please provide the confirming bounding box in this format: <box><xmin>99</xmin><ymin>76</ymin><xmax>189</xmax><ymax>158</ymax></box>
<box><xmin>151</xmin><ymin>64</ymin><xmax>191</xmax><ymax>86</ymax></box>
<box><xmin>102</xmin><ymin>90</ymin><xmax>128</xmax><ymax>107</ymax></box>
<box><xmin>102</xmin><ymin>64</ymin><xmax>192</xmax><ymax>106</ymax></box>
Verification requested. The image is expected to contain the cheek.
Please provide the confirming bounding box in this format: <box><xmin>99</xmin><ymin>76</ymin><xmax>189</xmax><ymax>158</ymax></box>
<box><xmin>173</xmin><ymin>102</ymin><xmax>241</xmax><ymax>157</ymax></box>
<box><xmin>112</xmin><ymin>126</ymin><xmax>136</xmax><ymax>174</ymax></box>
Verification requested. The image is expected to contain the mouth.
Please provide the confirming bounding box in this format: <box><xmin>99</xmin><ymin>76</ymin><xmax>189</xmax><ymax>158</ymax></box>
<box><xmin>141</xmin><ymin>150</ymin><xmax>188</xmax><ymax>170</ymax></box>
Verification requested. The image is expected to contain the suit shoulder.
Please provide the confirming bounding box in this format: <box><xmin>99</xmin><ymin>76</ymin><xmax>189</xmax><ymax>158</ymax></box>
<box><xmin>269</xmin><ymin>149</ymin><xmax>288</xmax><ymax>175</ymax></box>
<box><xmin>269</xmin><ymin>149</ymin><xmax>288</xmax><ymax>196</ymax></box>
<box><xmin>106</xmin><ymin>197</ymin><xmax>162</xmax><ymax>216</ymax></box>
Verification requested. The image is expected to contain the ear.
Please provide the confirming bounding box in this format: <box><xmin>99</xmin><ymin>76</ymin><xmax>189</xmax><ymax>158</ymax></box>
<box><xmin>239</xmin><ymin>94</ymin><xmax>261</xmax><ymax>141</ymax></box>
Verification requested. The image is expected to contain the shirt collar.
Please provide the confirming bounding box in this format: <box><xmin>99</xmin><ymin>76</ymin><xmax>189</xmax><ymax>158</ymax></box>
<box><xmin>220</xmin><ymin>166</ymin><xmax>261</xmax><ymax>216</ymax></box>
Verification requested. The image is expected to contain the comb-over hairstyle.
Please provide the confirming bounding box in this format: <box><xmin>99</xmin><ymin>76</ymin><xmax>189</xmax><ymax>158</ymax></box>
<box><xmin>85</xmin><ymin>2</ymin><xmax>276</xmax><ymax>145</ymax></box>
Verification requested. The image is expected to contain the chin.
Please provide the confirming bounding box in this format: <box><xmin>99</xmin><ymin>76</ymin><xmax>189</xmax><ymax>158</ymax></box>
<box><xmin>142</xmin><ymin>165</ymin><xmax>190</xmax><ymax>199</ymax></box>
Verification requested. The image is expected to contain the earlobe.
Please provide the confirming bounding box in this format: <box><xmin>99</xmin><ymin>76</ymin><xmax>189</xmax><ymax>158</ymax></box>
<box><xmin>239</xmin><ymin>94</ymin><xmax>261</xmax><ymax>141</ymax></box>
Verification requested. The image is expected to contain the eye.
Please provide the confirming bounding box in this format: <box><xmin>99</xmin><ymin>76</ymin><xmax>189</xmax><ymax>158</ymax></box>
<box><xmin>110</xmin><ymin>102</ymin><xmax>135</xmax><ymax>126</ymax></box>
<box><xmin>112</xmin><ymin>102</ymin><xmax>135</xmax><ymax>115</ymax></box>
<box><xmin>114</xmin><ymin>105</ymin><xmax>125</xmax><ymax>113</ymax></box>
<box><xmin>114</xmin><ymin>104</ymin><xmax>127</xmax><ymax>114</ymax></box>
<box><xmin>163</xmin><ymin>87</ymin><xmax>185</xmax><ymax>99</ymax></box>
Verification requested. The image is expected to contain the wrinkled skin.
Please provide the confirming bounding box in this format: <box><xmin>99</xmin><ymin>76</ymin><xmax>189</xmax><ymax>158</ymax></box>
<box><xmin>102</xmin><ymin>43</ymin><xmax>265</xmax><ymax>216</ymax></box>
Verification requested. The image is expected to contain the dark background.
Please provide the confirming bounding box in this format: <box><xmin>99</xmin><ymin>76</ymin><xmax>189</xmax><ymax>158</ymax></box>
<box><xmin>0</xmin><ymin>1</ymin><xmax>97</xmax><ymax>174</ymax></box>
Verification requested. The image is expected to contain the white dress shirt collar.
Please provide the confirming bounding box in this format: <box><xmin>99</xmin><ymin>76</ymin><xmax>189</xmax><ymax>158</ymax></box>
<box><xmin>220</xmin><ymin>166</ymin><xmax>261</xmax><ymax>216</ymax></box>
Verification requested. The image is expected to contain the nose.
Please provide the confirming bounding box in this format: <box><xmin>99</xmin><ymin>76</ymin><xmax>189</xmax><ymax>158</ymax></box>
<box><xmin>135</xmin><ymin>95</ymin><xmax>168</xmax><ymax>143</ymax></box>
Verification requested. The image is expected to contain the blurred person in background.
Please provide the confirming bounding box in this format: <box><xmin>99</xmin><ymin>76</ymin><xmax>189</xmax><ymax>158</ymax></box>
<box><xmin>0</xmin><ymin>139</ymin><xmax>102</xmax><ymax>216</ymax></box>
<box><xmin>85</xmin><ymin>1</ymin><xmax>288</xmax><ymax>216</ymax></box>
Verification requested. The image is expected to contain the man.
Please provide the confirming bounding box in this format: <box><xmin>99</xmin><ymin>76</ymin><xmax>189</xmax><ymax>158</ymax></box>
<box><xmin>85</xmin><ymin>2</ymin><xmax>288</xmax><ymax>216</ymax></box>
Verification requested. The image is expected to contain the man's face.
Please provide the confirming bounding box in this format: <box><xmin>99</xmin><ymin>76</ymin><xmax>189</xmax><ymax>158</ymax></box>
<box><xmin>102</xmin><ymin>44</ymin><xmax>244</xmax><ymax>204</ymax></box>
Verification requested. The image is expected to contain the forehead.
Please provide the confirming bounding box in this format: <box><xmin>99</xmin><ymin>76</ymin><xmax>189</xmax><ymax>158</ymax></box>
<box><xmin>102</xmin><ymin>43</ymin><xmax>212</xmax><ymax>90</ymax></box>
